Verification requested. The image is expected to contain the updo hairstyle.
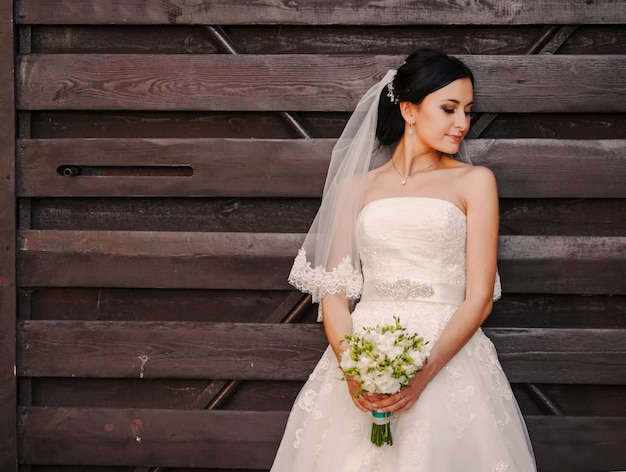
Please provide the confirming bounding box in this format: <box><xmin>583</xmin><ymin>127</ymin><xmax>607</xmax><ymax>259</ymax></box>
<box><xmin>376</xmin><ymin>49</ymin><xmax>474</xmax><ymax>146</ymax></box>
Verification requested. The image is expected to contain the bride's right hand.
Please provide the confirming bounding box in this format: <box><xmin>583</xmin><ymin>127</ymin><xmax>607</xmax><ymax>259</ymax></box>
<box><xmin>346</xmin><ymin>377</ymin><xmax>386</xmax><ymax>412</ymax></box>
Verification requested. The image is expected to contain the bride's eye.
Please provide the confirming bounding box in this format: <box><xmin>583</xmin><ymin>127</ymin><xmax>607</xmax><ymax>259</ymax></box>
<box><xmin>442</xmin><ymin>108</ymin><xmax>454</xmax><ymax>114</ymax></box>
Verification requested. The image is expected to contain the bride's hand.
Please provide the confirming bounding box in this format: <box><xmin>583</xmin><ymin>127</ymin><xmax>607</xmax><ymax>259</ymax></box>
<box><xmin>345</xmin><ymin>377</ymin><xmax>386</xmax><ymax>412</ymax></box>
<box><xmin>371</xmin><ymin>373</ymin><xmax>430</xmax><ymax>413</ymax></box>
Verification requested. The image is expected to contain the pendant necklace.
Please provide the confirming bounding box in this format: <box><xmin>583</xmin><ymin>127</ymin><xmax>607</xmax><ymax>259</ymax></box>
<box><xmin>392</xmin><ymin>155</ymin><xmax>442</xmax><ymax>185</ymax></box>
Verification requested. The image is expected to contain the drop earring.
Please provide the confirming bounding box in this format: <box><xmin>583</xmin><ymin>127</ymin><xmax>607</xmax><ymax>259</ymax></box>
<box><xmin>408</xmin><ymin>122</ymin><xmax>415</xmax><ymax>135</ymax></box>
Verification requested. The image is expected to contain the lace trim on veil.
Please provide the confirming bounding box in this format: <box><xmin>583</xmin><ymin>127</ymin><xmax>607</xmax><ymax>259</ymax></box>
<box><xmin>288</xmin><ymin>248</ymin><xmax>363</xmax><ymax>321</ymax></box>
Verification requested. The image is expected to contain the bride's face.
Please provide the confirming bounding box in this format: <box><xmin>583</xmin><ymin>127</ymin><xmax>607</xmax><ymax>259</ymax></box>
<box><xmin>409</xmin><ymin>78</ymin><xmax>474</xmax><ymax>155</ymax></box>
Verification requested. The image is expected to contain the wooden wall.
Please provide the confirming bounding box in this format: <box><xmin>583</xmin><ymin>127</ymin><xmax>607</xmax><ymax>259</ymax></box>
<box><xmin>1</xmin><ymin>1</ymin><xmax>625</xmax><ymax>471</ymax></box>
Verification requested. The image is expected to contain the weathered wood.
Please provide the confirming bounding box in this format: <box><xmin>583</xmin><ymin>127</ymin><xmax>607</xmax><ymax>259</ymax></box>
<box><xmin>30</xmin><ymin>377</ymin><xmax>233</xmax><ymax>408</ymax></box>
<box><xmin>29</xmin><ymin>111</ymin><xmax>626</xmax><ymax>140</ymax></box>
<box><xmin>27</xmin><ymin>287</ymin><xmax>300</xmax><ymax>323</ymax></box>
<box><xmin>16</xmin><ymin>54</ymin><xmax>626</xmax><ymax>112</ymax></box>
<box><xmin>499</xmin><ymin>199</ymin><xmax>626</xmax><ymax>237</ymax></box>
<box><xmin>489</xmin><ymin>327</ymin><xmax>626</xmax><ymax>384</ymax></box>
<box><xmin>15</xmin><ymin>0</ymin><xmax>626</xmax><ymax>25</ymax></box>
<box><xmin>29</xmin><ymin>377</ymin><xmax>304</xmax><ymax>411</ymax></box>
<box><xmin>482</xmin><ymin>113</ymin><xmax>626</xmax><ymax>140</ymax></box>
<box><xmin>498</xmin><ymin>235</ymin><xmax>626</xmax><ymax>294</ymax></box>
<box><xmin>18</xmin><ymin>230</ymin><xmax>626</xmax><ymax>294</ymax></box>
<box><xmin>17</xmin><ymin>321</ymin><xmax>626</xmax><ymax>384</ymax></box>
<box><xmin>29</xmin><ymin>197</ymin><xmax>322</xmax><ymax>233</ymax></box>
<box><xmin>31</xmin><ymin>24</ymin><xmax>549</xmax><ymax>55</ymax></box>
<box><xmin>18</xmin><ymin>407</ymin><xmax>626</xmax><ymax>470</ymax></box>
<box><xmin>515</xmin><ymin>384</ymin><xmax>626</xmax><ymax>417</ymax></box>
<box><xmin>526</xmin><ymin>416</ymin><xmax>626</xmax><ymax>472</ymax></box>
<box><xmin>17</xmin><ymin>138</ymin><xmax>332</xmax><ymax>198</ymax></box>
<box><xmin>17</xmin><ymin>321</ymin><xmax>328</xmax><ymax>380</ymax></box>
<box><xmin>26</xmin><ymin>197</ymin><xmax>626</xmax><ymax>236</ymax></box>
<box><xmin>487</xmin><ymin>294</ymin><xmax>626</xmax><ymax>329</ymax></box>
<box><xmin>470</xmin><ymin>139</ymin><xmax>626</xmax><ymax>198</ymax></box>
<box><xmin>0</xmin><ymin>0</ymin><xmax>17</xmax><ymax>469</ymax></box>
<box><xmin>18</xmin><ymin>407</ymin><xmax>285</xmax><ymax>468</ymax></box>
<box><xmin>30</xmin><ymin>110</ymin><xmax>305</xmax><ymax>139</ymax></box>
<box><xmin>37</xmin><ymin>23</ymin><xmax>626</xmax><ymax>56</ymax></box>
<box><xmin>17</xmin><ymin>230</ymin><xmax>301</xmax><ymax>289</ymax></box>
<box><xmin>27</xmin><ymin>25</ymin><xmax>626</xmax><ymax>57</ymax></box>
<box><xmin>8</xmin><ymin>4</ymin><xmax>626</xmax><ymax>471</ymax></box>
<box><xmin>17</xmin><ymin>138</ymin><xmax>626</xmax><ymax>198</ymax></box>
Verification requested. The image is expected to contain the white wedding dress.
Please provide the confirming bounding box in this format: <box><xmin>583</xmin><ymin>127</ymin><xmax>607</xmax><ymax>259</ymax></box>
<box><xmin>272</xmin><ymin>197</ymin><xmax>536</xmax><ymax>471</ymax></box>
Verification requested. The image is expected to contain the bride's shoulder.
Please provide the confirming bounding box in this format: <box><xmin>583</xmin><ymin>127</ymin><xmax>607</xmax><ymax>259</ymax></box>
<box><xmin>457</xmin><ymin>165</ymin><xmax>498</xmax><ymax>207</ymax></box>
<box><xmin>446</xmin><ymin>160</ymin><xmax>495</xmax><ymax>183</ymax></box>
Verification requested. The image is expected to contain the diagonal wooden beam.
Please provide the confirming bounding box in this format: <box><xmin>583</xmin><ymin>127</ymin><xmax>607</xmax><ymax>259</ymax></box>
<box><xmin>205</xmin><ymin>25</ymin><xmax>313</xmax><ymax>139</ymax></box>
<box><xmin>467</xmin><ymin>25</ymin><xmax>578</xmax><ymax>139</ymax></box>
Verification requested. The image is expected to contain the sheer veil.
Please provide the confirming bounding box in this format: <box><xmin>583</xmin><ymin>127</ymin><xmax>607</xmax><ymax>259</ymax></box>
<box><xmin>288</xmin><ymin>70</ymin><xmax>396</xmax><ymax>319</ymax></box>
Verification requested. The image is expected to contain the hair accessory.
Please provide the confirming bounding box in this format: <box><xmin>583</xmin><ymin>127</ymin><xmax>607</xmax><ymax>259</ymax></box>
<box><xmin>386</xmin><ymin>82</ymin><xmax>399</xmax><ymax>104</ymax></box>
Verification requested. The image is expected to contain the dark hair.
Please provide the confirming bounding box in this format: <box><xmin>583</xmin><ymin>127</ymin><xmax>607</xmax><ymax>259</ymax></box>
<box><xmin>376</xmin><ymin>49</ymin><xmax>474</xmax><ymax>146</ymax></box>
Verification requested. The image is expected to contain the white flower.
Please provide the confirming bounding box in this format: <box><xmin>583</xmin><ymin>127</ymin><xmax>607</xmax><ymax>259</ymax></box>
<box><xmin>339</xmin><ymin>317</ymin><xmax>429</xmax><ymax>397</ymax></box>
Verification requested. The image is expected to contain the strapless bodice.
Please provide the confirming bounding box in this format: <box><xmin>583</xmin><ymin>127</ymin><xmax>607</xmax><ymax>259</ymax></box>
<box><xmin>357</xmin><ymin>197</ymin><xmax>468</xmax><ymax>305</ymax></box>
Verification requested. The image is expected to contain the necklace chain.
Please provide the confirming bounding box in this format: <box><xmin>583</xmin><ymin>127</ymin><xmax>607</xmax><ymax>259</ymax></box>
<box><xmin>391</xmin><ymin>155</ymin><xmax>442</xmax><ymax>185</ymax></box>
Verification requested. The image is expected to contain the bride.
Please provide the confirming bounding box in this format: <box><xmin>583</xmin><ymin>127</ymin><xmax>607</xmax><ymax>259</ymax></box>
<box><xmin>271</xmin><ymin>49</ymin><xmax>537</xmax><ymax>471</ymax></box>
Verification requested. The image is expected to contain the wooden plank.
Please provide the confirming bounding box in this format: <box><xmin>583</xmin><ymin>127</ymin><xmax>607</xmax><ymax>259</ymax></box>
<box><xmin>18</xmin><ymin>230</ymin><xmax>626</xmax><ymax>294</ymax></box>
<box><xmin>16</xmin><ymin>54</ymin><xmax>626</xmax><ymax>112</ymax></box>
<box><xmin>499</xmin><ymin>199</ymin><xmax>626</xmax><ymax>237</ymax></box>
<box><xmin>489</xmin><ymin>327</ymin><xmax>626</xmax><ymax>385</ymax></box>
<box><xmin>18</xmin><ymin>407</ymin><xmax>626</xmax><ymax>470</ymax></box>
<box><xmin>526</xmin><ymin>416</ymin><xmax>626</xmax><ymax>472</ymax></box>
<box><xmin>17</xmin><ymin>321</ymin><xmax>327</xmax><ymax>381</ymax></box>
<box><xmin>27</xmin><ymin>287</ymin><xmax>299</xmax><ymax>323</ymax></box>
<box><xmin>29</xmin><ymin>197</ymin><xmax>322</xmax><ymax>233</ymax></box>
<box><xmin>17</xmin><ymin>321</ymin><xmax>626</xmax><ymax>384</ymax></box>
<box><xmin>15</xmin><ymin>0</ymin><xmax>626</xmax><ymax>25</ymax></box>
<box><xmin>487</xmin><ymin>294</ymin><xmax>626</xmax><ymax>329</ymax></box>
<box><xmin>17</xmin><ymin>138</ymin><xmax>626</xmax><ymax>198</ymax></box>
<box><xmin>470</xmin><ymin>139</ymin><xmax>626</xmax><ymax>198</ymax></box>
<box><xmin>18</xmin><ymin>407</ymin><xmax>286</xmax><ymax>468</ymax></box>
<box><xmin>28</xmin><ymin>25</ymin><xmax>626</xmax><ymax>57</ymax></box>
<box><xmin>0</xmin><ymin>0</ymin><xmax>17</xmax><ymax>469</ymax></box>
<box><xmin>31</xmin><ymin>24</ymin><xmax>547</xmax><ymax>55</ymax></box>
<box><xmin>498</xmin><ymin>235</ymin><xmax>626</xmax><ymax>295</ymax></box>
<box><xmin>30</xmin><ymin>377</ymin><xmax>304</xmax><ymax>411</ymax></box>
<box><xmin>515</xmin><ymin>384</ymin><xmax>626</xmax><ymax>417</ymax></box>
<box><xmin>17</xmin><ymin>230</ymin><xmax>301</xmax><ymax>289</ymax></box>
<box><xmin>17</xmin><ymin>138</ymin><xmax>332</xmax><ymax>198</ymax></box>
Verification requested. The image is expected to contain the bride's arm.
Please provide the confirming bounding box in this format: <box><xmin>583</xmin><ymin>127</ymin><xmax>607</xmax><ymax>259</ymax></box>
<box><xmin>375</xmin><ymin>166</ymin><xmax>500</xmax><ymax>413</ymax></box>
<box><xmin>322</xmin><ymin>293</ymin><xmax>385</xmax><ymax>412</ymax></box>
<box><xmin>321</xmin><ymin>293</ymin><xmax>352</xmax><ymax>360</ymax></box>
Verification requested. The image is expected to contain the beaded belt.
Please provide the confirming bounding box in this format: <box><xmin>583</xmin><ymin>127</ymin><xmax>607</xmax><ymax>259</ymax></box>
<box><xmin>361</xmin><ymin>278</ymin><xmax>465</xmax><ymax>306</ymax></box>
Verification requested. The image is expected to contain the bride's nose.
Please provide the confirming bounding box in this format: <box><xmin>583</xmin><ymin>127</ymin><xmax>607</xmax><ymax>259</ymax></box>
<box><xmin>454</xmin><ymin>111</ymin><xmax>469</xmax><ymax>131</ymax></box>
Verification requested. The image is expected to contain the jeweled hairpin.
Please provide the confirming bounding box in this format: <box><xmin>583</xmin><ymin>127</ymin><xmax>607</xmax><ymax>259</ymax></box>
<box><xmin>386</xmin><ymin>82</ymin><xmax>399</xmax><ymax>104</ymax></box>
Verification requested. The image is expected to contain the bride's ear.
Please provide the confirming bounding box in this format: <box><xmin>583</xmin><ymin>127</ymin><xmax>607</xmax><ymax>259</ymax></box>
<box><xmin>399</xmin><ymin>101</ymin><xmax>416</xmax><ymax>124</ymax></box>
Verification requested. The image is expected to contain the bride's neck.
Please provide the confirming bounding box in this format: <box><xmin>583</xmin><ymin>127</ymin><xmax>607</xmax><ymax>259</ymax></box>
<box><xmin>392</xmin><ymin>144</ymin><xmax>442</xmax><ymax>176</ymax></box>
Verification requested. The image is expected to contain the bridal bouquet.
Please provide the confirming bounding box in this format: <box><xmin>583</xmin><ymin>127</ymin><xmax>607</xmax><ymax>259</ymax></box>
<box><xmin>339</xmin><ymin>317</ymin><xmax>429</xmax><ymax>447</ymax></box>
